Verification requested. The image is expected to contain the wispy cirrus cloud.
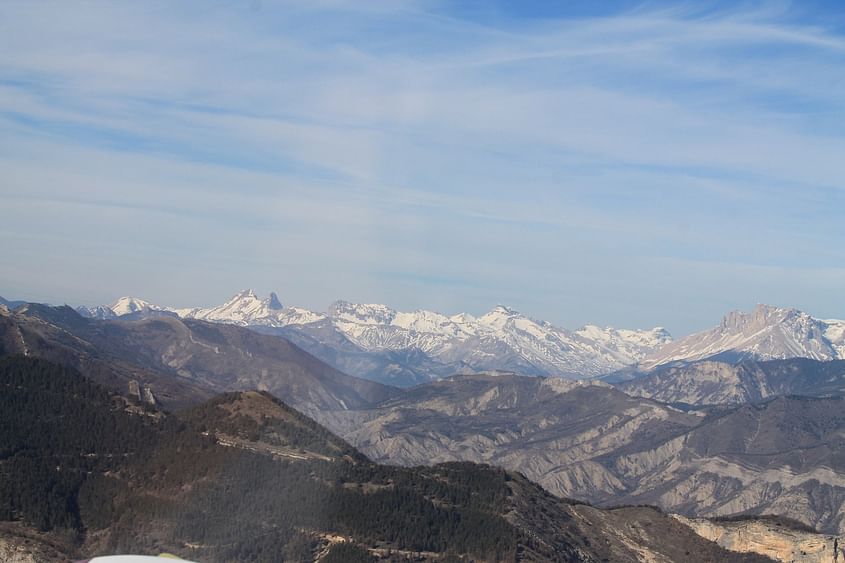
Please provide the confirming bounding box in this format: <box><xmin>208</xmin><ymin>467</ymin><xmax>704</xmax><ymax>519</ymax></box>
<box><xmin>1</xmin><ymin>0</ymin><xmax>844</xmax><ymax>334</ymax></box>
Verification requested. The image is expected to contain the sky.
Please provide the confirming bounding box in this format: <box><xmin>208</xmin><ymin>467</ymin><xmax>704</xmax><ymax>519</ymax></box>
<box><xmin>1</xmin><ymin>0</ymin><xmax>844</xmax><ymax>336</ymax></box>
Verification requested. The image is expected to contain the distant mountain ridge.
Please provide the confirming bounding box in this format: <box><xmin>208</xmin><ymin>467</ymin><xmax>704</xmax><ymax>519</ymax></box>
<box><xmin>75</xmin><ymin>293</ymin><xmax>845</xmax><ymax>383</ymax></box>
<box><xmin>640</xmin><ymin>304</ymin><xmax>845</xmax><ymax>369</ymax></box>
<box><xmin>78</xmin><ymin>290</ymin><xmax>672</xmax><ymax>385</ymax></box>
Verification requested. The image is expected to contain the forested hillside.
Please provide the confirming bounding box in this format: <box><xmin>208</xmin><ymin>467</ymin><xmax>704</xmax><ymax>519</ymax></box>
<box><xmin>0</xmin><ymin>355</ymin><xmax>773</xmax><ymax>562</ymax></box>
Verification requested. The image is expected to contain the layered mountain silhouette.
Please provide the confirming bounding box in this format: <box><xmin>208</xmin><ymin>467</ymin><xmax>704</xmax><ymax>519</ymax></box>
<box><xmin>4</xmin><ymin>297</ymin><xmax>845</xmax><ymax>560</ymax></box>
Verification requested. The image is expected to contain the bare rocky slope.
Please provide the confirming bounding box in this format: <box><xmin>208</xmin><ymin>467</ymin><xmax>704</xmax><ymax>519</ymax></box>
<box><xmin>315</xmin><ymin>373</ymin><xmax>845</xmax><ymax>535</ymax></box>
<box><xmin>618</xmin><ymin>357</ymin><xmax>845</xmax><ymax>405</ymax></box>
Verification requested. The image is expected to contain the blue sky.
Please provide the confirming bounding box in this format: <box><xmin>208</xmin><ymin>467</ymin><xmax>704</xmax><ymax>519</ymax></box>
<box><xmin>1</xmin><ymin>0</ymin><xmax>844</xmax><ymax>335</ymax></box>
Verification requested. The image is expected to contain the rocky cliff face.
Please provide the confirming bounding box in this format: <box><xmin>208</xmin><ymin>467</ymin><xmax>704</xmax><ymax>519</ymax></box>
<box><xmin>674</xmin><ymin>515</ymin><xmax>844</xmax><ymax>563</ymax></box>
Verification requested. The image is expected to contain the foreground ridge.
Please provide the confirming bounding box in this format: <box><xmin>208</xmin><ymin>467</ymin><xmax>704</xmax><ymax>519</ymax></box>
<box><xmin>0</xmin><ymin>355</ymin><xmax>775</xmax><ymax>562</ymax></box>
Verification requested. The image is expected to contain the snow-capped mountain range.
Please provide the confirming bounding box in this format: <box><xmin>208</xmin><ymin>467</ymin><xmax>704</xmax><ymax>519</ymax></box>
<box><xmin>76</xmin><ymin>292</ymin><xmax>844</xmax><ymax>386</ymax></box>
<box><xmin>78</xmin><ymin>290</ymin><xmax>671</xmax><ymax>384</ymax></box>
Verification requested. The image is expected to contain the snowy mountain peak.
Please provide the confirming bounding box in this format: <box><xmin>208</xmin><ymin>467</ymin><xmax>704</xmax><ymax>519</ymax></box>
<box><xmin>177</xmin><ymin>289</ymin><xmax>312</xmax><ymax>327</ymax></box>
<box><xmin>109</xmin><ymin>296</ymin><xmax>156</xmax><ymax>316</ymax></box>
<box><xmin>478</xmin><ymin>305</ymin><xmax>524</xmax><ymax>328</ymax></box>
<box><xmin>227</xmin><ymin>288</ymin><xmax>258</xmax><ymax>303</ymax></box>
<box><xmin>327</xmin><ymin>301</ymin><xmax>397</xmax><ymax>325</ymax></box>
<box><xmin>643</xmin><ymin>304</ymin><xmax>845</xmax><ymax>369</ymax></box>
<box><xmin>450</xmin><ymin>312</ymin><xmax>477</xmax><ymax>324</ymax></box>
<box><xmin>391</xmin><ymin>309</ymin><xmax>455</xmax><ymax>333</ymax></box>
<box><xmin>490</xmin><ymin>304</ymin><xmax>518</xmax><ymax>315</ymax></box>
<box><xmin>719</xmin><ymin>304</ymin><xmax>800</xmax><ymax>331</ymax></box>
<box><xmin>77</xmin><ymin>304</ymin><xmax>118</xmax><ymax>320</ymax></box>
<box><xmin>214</xmin><ymin>289</ymin><xmax>265</xmax><ymax>314</ymax></box>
